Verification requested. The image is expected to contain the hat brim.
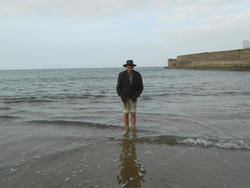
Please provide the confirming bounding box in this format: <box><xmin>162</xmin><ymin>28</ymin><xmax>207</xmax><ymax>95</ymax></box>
<box><xmin>123</xmin><ymin>64</ymin><xmax>136</xmax><ymax>67</ymax></box>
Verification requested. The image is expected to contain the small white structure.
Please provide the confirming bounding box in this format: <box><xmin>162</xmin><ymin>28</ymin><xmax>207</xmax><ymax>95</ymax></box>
<box><xmin>242</xmin><ymin>40</ymin><xmax>250</xmax><ymax>49</ymax></box>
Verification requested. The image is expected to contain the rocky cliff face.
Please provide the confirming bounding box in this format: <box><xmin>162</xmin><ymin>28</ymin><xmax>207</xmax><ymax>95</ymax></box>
<box><xmin>168</xmin><ymin>48</ymin><xmax>250</xmax><ymax>70</ymax></box>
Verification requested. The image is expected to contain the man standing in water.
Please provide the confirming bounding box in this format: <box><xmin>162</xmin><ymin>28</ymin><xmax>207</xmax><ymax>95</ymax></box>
<box><xmin>116</xmin><ymin>60</ymin><xmax>143</xmax><ymax>131</ymax></box>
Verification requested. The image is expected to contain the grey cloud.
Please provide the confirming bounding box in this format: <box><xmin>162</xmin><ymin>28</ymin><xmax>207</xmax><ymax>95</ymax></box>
<box><xmin>157</xmin><ymin>7</ymin><xmax>250</xmax><ymax>56</ymax></box>
<box><xmin>158</xmin><ymin>0</ymin><xmax>247</xmax><ymax>24</ymax></box>
<box><xmin>1</xmin><ymin>0</ymin><xmax>245</xmax><ymax>19</ymax></box>
<box><xmin>1</xmin><ymin>0</ymin><xmax>169</xmax><ymax>18</ymax></box>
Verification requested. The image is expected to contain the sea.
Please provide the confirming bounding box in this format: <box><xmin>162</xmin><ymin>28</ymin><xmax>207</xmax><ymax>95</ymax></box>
<box><xmin>0</xmin><ymin>67</ymin><xmax>250</xmax><ymax>150</ymax></box>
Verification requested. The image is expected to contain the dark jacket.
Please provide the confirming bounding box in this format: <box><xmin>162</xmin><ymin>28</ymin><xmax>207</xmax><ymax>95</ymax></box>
<box><xmin>116</xmin><ymin>70</ymin><xmax>143</xmax><ymax>103</ymax></box>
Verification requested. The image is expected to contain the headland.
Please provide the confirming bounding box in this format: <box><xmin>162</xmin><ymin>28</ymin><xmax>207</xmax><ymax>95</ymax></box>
<box><xmin>167</xmin><ymin>48</ymin><xmax>250</xmax><ymax>70</ymax></box>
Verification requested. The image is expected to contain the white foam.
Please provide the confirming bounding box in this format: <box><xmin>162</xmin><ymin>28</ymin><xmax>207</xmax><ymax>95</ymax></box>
<box><xmin>181</xmin><ymin>138</ymin><xmax>213</xmax><ymax>147</ymax></box>
<box><xmin>64</xmin><ymin>177</ymin><xmax>70</xmax><ymax>182</ymax></box>
<box><xmin>179</xmin><ymin>138</ymin><xmax>250</xmax><ymax>150</ymax></box>
<box><xmin>10</xmin><ymin>168</ymin><xmax>16</xmax><ymax>172</ymax></box>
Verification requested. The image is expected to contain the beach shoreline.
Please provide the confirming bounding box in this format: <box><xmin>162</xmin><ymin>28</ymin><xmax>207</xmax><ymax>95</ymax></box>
<box><xmin>1</xmin><ymin>122</ymin><xmax>250</xmax><ymax>188</ymax></box>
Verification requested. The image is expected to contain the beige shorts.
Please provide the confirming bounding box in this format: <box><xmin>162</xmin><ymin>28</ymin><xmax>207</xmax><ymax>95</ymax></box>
<box><xmin>121</xmin><ymin>99</ymin><xmax>137</xmax><ymax>113</ymax></box>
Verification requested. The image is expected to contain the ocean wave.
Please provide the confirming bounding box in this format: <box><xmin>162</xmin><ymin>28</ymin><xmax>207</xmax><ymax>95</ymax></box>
<box><xmin>26</xmin><ymin>120</ymin><xmax>121</xmax><ymax>129</ymax></box>
<box><xmin>0</xmin><ymin>94</ymin><xmax>107</xmax><ymax>104</ymax></box>
<box><xmin>141</xmin><ymin>96</ymin><xmax>153</xmax><ymax>101</ymax></box>
<box><xmin>12</xmin><ymin>118</ymin><xmax>250</xmax><ymax>151</ymax></box>
<box><xmin>1</xmin><ymin>90</ymin><xmax>248</xmax><ymax>104</ymax></box>
<box><xmin>1</xmin><ymin>97</ymin><xmax>53</xmax><ymax>104</ymax></box>
<box><xmin>179</xmin><ymin>137</ymin><xmax>249</xmax><ymax>150</ymax></box>
<box><xmin>117</xmin><ymin>135</ymin><xmax>250</xmax><ymax>151</ymax></box>
<box><xmin>0</xmin><ymin>107</ymin><xmax>11</xmax><ymax>110</ymax></box>
<box><xmin>154</xmin><ymin>91</ymin><xmax>250</xmax><ymax>97</ymax></box>
<box><xmin>0</xmin><ymin>115</ymin><xmax>20</xmax><ymax>119</ymax></box>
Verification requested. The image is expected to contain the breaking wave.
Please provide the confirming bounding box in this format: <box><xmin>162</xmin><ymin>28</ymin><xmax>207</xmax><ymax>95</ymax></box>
<box><xmin>26</xmin><ymin>120</ymin><xmax>121</xmax><ymax>129</ymax></box>
<box><xmin>154</xmin><ymin>91</ymin><xmax>250</xmax><ymax>97</ymax></box>
<box><xmin>0</xmin><ymin>94</ymin><xmax>107</xmax><ymax>104</ymax></box>
<box><xmin>9</xmin><ymin>117</ymin><xmax>250</xmax><ymax>151</ymax></box>
<box><xmin>0</xmin><ymin>115</ymin><xmax>21</xmax><ymax>119</ymax></box>
<box><xmin>116</xmin><ymin>135</ymin><xmax>250</xmax><ymax>151</ymax></box>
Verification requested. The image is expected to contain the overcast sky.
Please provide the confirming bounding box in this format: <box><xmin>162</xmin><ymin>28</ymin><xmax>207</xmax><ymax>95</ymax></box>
<box><xmin>0</xmin><ymin>0</ymin><xmax>250</xmax><ymax>69</ymax></box>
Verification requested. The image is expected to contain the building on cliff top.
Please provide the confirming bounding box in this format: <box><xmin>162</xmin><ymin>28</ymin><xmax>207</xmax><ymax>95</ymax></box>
<box><xmin>243</xmin><ymin>40</ymin><xmax>250</xmax><ymax>49</ymax></box>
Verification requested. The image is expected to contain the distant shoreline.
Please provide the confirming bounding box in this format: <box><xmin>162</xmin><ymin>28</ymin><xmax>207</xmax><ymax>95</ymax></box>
<box><xmin>0</xmin><ymin>66</ymin><xmax>163</xmax><ymax>71</ymax></box>
<box><xmin>168</xmin><ymin>48</ymin><xmax>250</xmax><ymax>71</ymax></box>
<box><xmin>165</xmin><ymin>66</ymin><xmax>250</xmax><ymax>71</ymax></box>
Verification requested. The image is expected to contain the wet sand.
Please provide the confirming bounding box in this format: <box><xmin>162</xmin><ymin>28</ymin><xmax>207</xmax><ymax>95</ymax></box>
<box><xmin>1</xmin><ymin>122</ymin><xmax>250</xmax><ymax>188</ymax></box>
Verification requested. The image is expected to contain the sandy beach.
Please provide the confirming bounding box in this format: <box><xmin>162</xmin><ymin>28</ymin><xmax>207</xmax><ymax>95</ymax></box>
<box><xmin>1</xmin><ymin>121</ymin><xmax>250</xmax><ymax>188</ymax></box>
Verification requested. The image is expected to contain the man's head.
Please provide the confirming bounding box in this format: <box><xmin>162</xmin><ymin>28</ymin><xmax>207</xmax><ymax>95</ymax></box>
<box><xmin>123</xmin><ymin>60</ymin><xmax>136</xmax><ymax>72</ymax></box>
<box><xmin>126</xmin><ymin>65</ymin><xmax>134</xmax><ymax>72</ymax></box>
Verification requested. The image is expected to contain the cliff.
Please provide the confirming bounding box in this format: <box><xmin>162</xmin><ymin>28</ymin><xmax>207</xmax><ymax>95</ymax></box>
<box><xmin>167</xmin><ymin>48</ymin><xmax>250</xmax><ymax>70</ymax></box>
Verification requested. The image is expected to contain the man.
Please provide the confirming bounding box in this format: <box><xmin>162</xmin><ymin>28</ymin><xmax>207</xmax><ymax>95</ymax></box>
<box><xmin>116</xmin><ymin>60</ymin><xmax>143</xmax><ymax>131</ymax></box>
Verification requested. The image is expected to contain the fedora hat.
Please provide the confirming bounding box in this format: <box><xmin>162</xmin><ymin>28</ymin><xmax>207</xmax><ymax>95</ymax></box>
<box><xmin>123</xmin><ymin>60</ymin><xmax>137</xmax><ymax>67</ymax></box>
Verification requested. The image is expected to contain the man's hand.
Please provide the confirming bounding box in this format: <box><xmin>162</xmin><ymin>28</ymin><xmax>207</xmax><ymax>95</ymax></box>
<box><xmin>131</xmin><ymin>95</ymin><xmax>137</xmax><ymax>102</ymax></box>
<box><xmin>120</xmin><ymin>94</ymin><xmax>128</xmax><ymax>104</ymax></box>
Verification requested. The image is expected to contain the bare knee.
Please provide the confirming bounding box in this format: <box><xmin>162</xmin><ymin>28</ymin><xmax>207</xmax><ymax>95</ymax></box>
<box><xmin>131</xmin><ymin>112</ymin><xmax>136</xmax><ymax>118</ymax></box>
<box><xmin>124</xmin><ymin>113</ymin><xmax>129</xmax><ymax>118</ymax></box>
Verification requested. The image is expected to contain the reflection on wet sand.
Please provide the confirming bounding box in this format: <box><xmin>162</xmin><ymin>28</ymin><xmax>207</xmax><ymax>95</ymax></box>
<box><xmin>117</xmin><ymin>131</ymin><xmax>146</xmax><ymax>188</ymax></box>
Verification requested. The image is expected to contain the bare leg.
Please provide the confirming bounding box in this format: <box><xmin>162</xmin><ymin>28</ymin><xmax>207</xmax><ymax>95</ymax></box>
<box><xmin>131</xmin><ymin>112</ymin><xmax>136</xmax><ymax>130</ymax></box>
<box><xmin>123</xmin><ymin>113</ymin><xmax>129</xmax><ymax>130</ymax></box>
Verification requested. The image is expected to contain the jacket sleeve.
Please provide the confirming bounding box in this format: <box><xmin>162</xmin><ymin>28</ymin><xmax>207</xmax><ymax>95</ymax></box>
<box><xmin>116</xmin><ymin>74</ymin><xmax>122</xmax><ymax>96</ymax></box>
<box><xmin>137</xmin><ymin>73</ymin><xmax>143</xmax><ymax>97</ymax></box>
<box><xmin>134</xmin><ymin>73</ymin><xmax>143</xmax><ymax>98</ymax></box>
<box><xmin>116</xmin><ymin>74</ymin><xmax>128</xmax><ymax>104</ymax></box>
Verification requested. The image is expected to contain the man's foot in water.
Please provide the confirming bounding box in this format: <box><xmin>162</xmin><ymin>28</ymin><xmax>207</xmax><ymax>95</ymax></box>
<box><xmin>130</xmin><ymin>126</ymin><xmax>136</xmax><ymax>131</ymax></box>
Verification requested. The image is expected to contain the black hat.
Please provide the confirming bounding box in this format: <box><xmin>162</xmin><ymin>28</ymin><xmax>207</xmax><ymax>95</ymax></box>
<box><xmin>123</xmin><ymin>60</ymin><xmax>137</xmax><ymax>67</ymax></box>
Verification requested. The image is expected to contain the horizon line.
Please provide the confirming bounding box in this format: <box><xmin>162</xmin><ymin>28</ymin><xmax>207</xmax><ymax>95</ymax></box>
<box><xmin>0</xmin><ymin>65</ymin><xmax>165</xmax><ymax>71</ymax></box>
